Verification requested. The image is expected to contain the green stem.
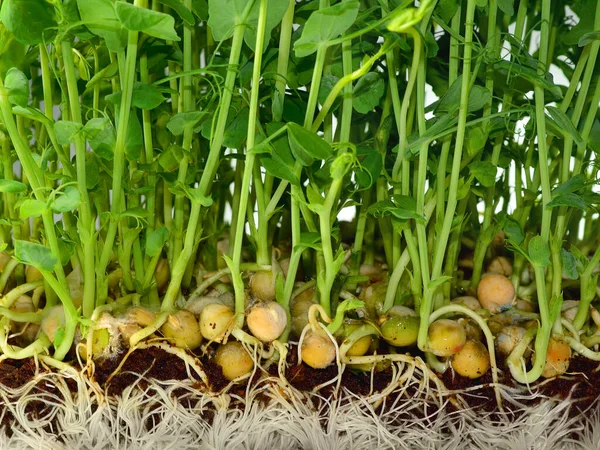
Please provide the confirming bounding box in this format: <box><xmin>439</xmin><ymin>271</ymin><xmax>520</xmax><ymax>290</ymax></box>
<box><xmin>418</xmin><ymin>0</ymin><xmax>476</xmax><ymax>351</ymax></box>
<box><xmin>436</xmin><ymin>5</ymin><xmax>461</xmax><ymax>238</ymax></box>
<box><xmin>60</xmin><ymin>40</ymin><xmax>96</xmax><ymax>316</ymax></box>
<box><xmin>0</xmin><ymin>82</ymin><xmax>67</xmax><ymax>289</ymax></box>
<box><xmin>231</xmin><ymin>0</ymin><xmax>268</xmax><ymax>322</ymax></box>
<box><xmin>97</xmin><ymin>6</ymin><xmax>141</xmax><ymax>300</ymax></box>
<box><xmin>272</xmin><ymin>0</ymin><xmax>295</xmax><ymax>123</ymax></box>
<box><xmin>160</xmin><ymin>201</ymin><xmax>202</xmax><ymax>312</ymax></box>
<box><xmin>172</xmin><ymin>0</ymin><xmax>195</xmax><ymax>264</ymax></box>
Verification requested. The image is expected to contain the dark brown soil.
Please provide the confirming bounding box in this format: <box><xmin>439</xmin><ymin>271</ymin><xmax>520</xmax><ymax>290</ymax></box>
<box><xmin>439</xmin><ymin>355</ymin><xmax>600</xmax><ymax>419</ymax></box>
<box><xmin>0</xmin><ymin>358</ymin><xmax>71</xmax><ymax>438</ymax></box>
<box><xmin>1</xmin><ymin>346</ymin><xmax>600</xmax><ymax>437</ymax></box>
<box><xmin>92</xmin><ymin>346</ymin><xmax>191</xmax><ymax>396</ymax></box>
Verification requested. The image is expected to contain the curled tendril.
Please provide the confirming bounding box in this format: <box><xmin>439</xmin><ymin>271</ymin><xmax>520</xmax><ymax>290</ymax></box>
<box><xmin>387</xmin><ymin>0</ymin><xmax>434</xmax><ymax>33</ymax></box>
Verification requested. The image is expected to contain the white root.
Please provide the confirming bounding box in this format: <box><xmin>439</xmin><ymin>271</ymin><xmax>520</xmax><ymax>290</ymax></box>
<box><xmin>0</xmin><ymin>352</ymin><xmax>597</xmax><ymax>449</ymax></box>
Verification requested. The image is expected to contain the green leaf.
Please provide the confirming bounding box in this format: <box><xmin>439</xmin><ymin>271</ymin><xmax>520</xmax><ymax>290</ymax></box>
<box><xmin>293</xmin><ymin>232</ymin><xmax>322</xmax><ymax>253</ymax></box>
<box><xmin>505</xmin><ymin>239</ymin><xmax>531</xmax><ymax>264</ymax></box>
<box><xmin>468</xmin><ymin>161</ymin><xmax>497</xmax><ymax>187</ymax></box>
<box><xmin>318</xmin><ymin>76</ymin><xmax>341</xmax><ymax>110</ymax></box>
<box><xmin>435</xmin><ymin>0</ymin><xmax>459</xmax><ymax>23</ymax></box>
<box><xmin>569</xmin><ymin>245</ymin><xmax>589</xmax><ymax>273</ymax></box>
<box><xmin>561</xmin><ymin>248</ymin><xmax>578</xmax><ymax>280</ymax></box>
<box><xmin>168</xmin><ymin>183</ymin><xmax>213</xmax><ymax>206</ymax></box>
<box><xmin>465</xmin><ymin>126</ymin><xmax>486</xmax><ymax>155</ymax></box>
<box><xmin>115</xmin><ymin>2</ymin><xmax>180</xmax><ymax>41</ymax></box>
<box><xmin>62</xmin><ymin>0</ymin><xmax>95</xmax><ymax>40</ymax></box>
<box><xmin>14</xmin><ymin>240</ymin><xmax>57</xmax><ymax>272</ymax></box>
<box><xmin>260</xmin><ymin>155</ymin><xmax>299</xmax><ymax>185</ymax></box>
<box><xmin>436</xmin><ymin>76</ymin><xmax>491</xmax><ymax>114</ymax></box>
<box><xmin>243</xmin><ymin>0</ymin><xmax>288</xmax><ymax>52</ymax></box>
<box><xmin>545</xmin><ymin>106</ymin><xmax>584</xmax><ymax>146</ymax></box>
<box><xmin>19</xmin><ymin>199</ymin><xmax>46</xmax><ymax>219</ymax></box>
<box><xmin>563</xmin><ymin>0</ymin><xmax>597</xmax><ymax>46</ymax></box>
<box><xmin>146</xmin><ymin>226</ymin><xmax>169</xmax><ymax>257</ymax></box>
<box><xmin>493</xmin><ymin>59</ymin><xmax>562</xmax><ymax>99</ymax></box>
<box><xmin>132</xmin><ymin>83</ymin><xmax>166</xmax><ymax>110</ymax></box>
<box><xmin>106</xmin><ymin>82</ymin><xmax>165</xmax><ymax>110</ymax></box>
<box><xmin>12</xmin><ymin>106</ymin><xmax>49</xmax><ymax>124</ymax></box>
<box><xmin>552</xmin><ymin>174</ymin><xmax>585</xmax><ymax>197</ymax></box>
<box><xmin>85</xmin><ymin>157</ymin><xmax>100</xmax><ymax>190</ymax></box>
<box><xmin>86</xmin><ymin>59</ymin><xmax>119</xmax><ymax>89</ymax></box>
<box><xmin>166</xmin><ymin>111</ymin><xmax>207</xmax><ymax>136</ymax></box>
<box><xmin>159</xmin><ymin>145</ymin><xmax>184</xmax><ymax>171</ymax></box>
<box><xmin>0</xmin><ymin>179</ymin><xmax>27</xmax><ymax>193</ymax></box>
<box><xmin>548</xmin><ymin>294</ymin><xmax>563</xmax><ymax>325</ymax></box>
<box><xmin>578</xmin><ymin>31</ymin><xmax>600</xmax><ymax>47</ymax></box>
<box><xmin>407</xmin><ymin>114</ymin><xmax>458</xmax><ymax>153</ymax></box>
<box><xmin>223</xmin><ymin>108</ymin><xmax>250</xmax><ymax>150</ymax></box>
<box><xmin>125</xmin><ymin>112</ymin><xmax>143</xmax><ymax>161</ymax></box>
<box><xmin>497</xmin><ymin>0</ymin><xmax>514</xmax><ymax>16</ymax></box>
<box><xmin>367</xmin><ymin>198</ymin><xmax>423</xmax><ymax>222</ymax></box>
<box><xmin>50</xmin><ymin>186</ymin><xmax>81</xmax><ymax>213</ymax></box>
<box><xmin>294</xmin><ymin>1</ymin><xmax>360</xmax><ymax>57</ymax></box>
<box><xmin>0</xmin><ymin>0</ymin><xmax>57</xmax><ymax>45</ymax></box>
<box><xmin>287</xmin><ymin>122</ymin><xmax>333</xmax><ymax>164</ymax></box>
<box><xmin>546</xmin><ymin>192</ymin><xmax>587</xmax><ymax>211</ymax></box>
<box><xmin>202</xmin><ymin>105</ymin><xmax>249</xmax><ymax>149</ymax></box>
<box><xmin>53</xmin><ymin>326</ymin><xmax>65</xmax><ymax>348</ymax></box>
<box><xmin>4</xmin><ymin>68</ymin><xmax>28</xmax><ymax>107</ymax></box>
<box><xmin>57</xmin><ymin>238</ymin><xmax>75</xmax><ymax>267</ymax></box>
<box><xmin>306</xmin><ymin>183</ymin><xmax>324</xmax><ymax>206</ymax></box>
<box><xmin>355</xmin><ymin>151</ymin><xmax>382</xmax><ymax>189</ymax></box>
<box><xmin>83</xmin><ymin>118</ymin><xmax>116</xmax><ymax>160</ymax></box>
<box><xmin>427</xmin><ymin>276</ymin><xmax>453</xmax><ymax>292</ymax></box>
<box><xmin>192</xmin><ymin>0</ymin><xmax>208</xmax><ymax>20</ymax></box>
<box><xmin>54</xmin><ymin>121</ymin><xmax>82</xmax><ymax>146</ymax></box>
<box><xmin>208</xmin><ymin>0</ymin><xmax>287</xmax><ymax>51</ymax></box>
<box><xmin>207</xmin><ymin>0</ymin><xmax>249</xmax><ymax>40</ymax></box>
<box><xmin>504</xmin><ymin>216</ymin><xmax>524</xmax><ymax>245</ymax></box>
<box><xmin>77</xmin><ymin>0</ymin><xmax>127</xmax><ymax>52</ymax></box>
<box><xmin>353</xmin><ymin>72</ymin><xmax>385</xmax><ymax>114</ymax></box>
<box><xmin>456</xmin><ymin>177</ymin><xmax>470</xmax><ymax>200</ymax></box>
<box><xmin>528</xmin><ymin>236</ymin><xmax>551</xmax><ymax>268</ymax></box>
<box><xmin>155</xmin><ymin>0</ymin><xmax>195</xmax><ymax>25</ymax></box>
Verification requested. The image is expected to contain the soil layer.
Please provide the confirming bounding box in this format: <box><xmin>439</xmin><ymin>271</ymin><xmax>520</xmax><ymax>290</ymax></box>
<box><xmin>1</xmin><ymin>346</ymin><xmax>598</xmax><ymax>437</ymax></box>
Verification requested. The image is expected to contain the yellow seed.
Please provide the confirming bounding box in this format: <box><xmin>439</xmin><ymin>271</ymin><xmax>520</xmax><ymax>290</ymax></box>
<box><xmin>452</xmin><ymin>340</ymin><xmax>490</xmax><ymax>379</ymax></box>
<box><xmin>215</xmin><ymin>341</ymin><xmax>254</xmax><ymax>381</ymax></box>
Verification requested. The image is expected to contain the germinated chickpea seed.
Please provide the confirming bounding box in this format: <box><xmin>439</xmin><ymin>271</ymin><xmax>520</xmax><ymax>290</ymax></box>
<box><xmin>496</xmin><ymin>325</ymin><xmax>527</xmax><ymax>356</ymax></box>
<box><xmin>381</xmin><ymin>315</ymin><xmax>420</xmax><ymax>347</ymax></box>
<box><xmin>155</xmin><ymin>258</ymin><xmax>170</xmax><ymax>294</ymax></box>
<box><xmin>25</xmin><ymin>265</ymin><xmax>43</xmax><ymax>284</ymax></box>
<box><xmin>486</xmin><ymin>256</ymin><xmax>513</xmax><ymax>277</ymax></box>
<box><xmin>200</xmin><ymin>303</ymin><xmax>234</xmax><ymax>342</ymax></box>
<box><xmin>161</xmin><ymin>310</ymin><xmax>203</xmax><ymax>350</ymax></box>
<box><xmin>215</xmin><ymin>341</ymin><xmax>254</xmax><ymax>381</ymax></box>
<box><xmin>427</xmin><ymin>319</ymin><xmax>467</xmax><ymax>357</ymax></box>
<box><xmin>477</xmin><ymin>273</ymin><xmax>516</xmax><ymax>314</ymax></box>
<box><xmin>539</xmin><ymin>338</ymin><xmax>571</xmax><ymax>378</ymax></box>
<box><xmin>40</xmin><ymin>305</ymin><xmax>66</xmax><ymax>343</ymax></box>
<box><xmin>451</xmin><ymin>340</ymin><xmax>490</xmax><ymax>379</ymax></box>
<box><xmin>249</xmin><ymin>271</ymin><xmax>276</xmax><ymax>302</ymax></box>
<box><xmin>247</xmin><ymin>301</ymin><xmax>287</xmax><ymax>342</ymax></box>
<box><xmin>301</xmin><ymin>330</ymin><xmax>337</xmax><ymax>369</ymax></box>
